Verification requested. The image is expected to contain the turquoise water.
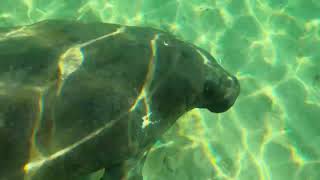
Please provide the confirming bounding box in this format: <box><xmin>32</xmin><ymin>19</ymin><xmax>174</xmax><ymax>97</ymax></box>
<box><xmin>0</xmin><ymin>0</ymin><xmax>319</xmax><ymax>179</ymax></box>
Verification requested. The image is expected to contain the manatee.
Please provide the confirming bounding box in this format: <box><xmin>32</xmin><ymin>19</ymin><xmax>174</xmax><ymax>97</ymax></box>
<box><xmin>0</xmin><ymin>20</ymin><xmax>240</xmax><ymax>180</ymax></box>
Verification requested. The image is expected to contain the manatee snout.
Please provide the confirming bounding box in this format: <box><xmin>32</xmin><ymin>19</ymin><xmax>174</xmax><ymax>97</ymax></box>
<box><xmin>197</xmin><ymin>52</ymin><xmax>240</xmax><ymax>113</ymax></box>
<box><xmin>203</xmin><ymin>74</ymin><xmax>240</xmax><ymax>113</ymax></box>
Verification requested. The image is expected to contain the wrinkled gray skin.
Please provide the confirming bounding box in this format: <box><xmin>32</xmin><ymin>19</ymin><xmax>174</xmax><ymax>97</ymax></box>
<box><xmin>0</xmin><ymin>20</ymin><xmax>240</xmax><ymax>180</ymax></box>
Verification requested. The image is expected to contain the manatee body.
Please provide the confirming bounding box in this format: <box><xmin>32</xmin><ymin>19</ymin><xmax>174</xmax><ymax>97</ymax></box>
<box><xmin>0</xmin><ymin>20</ymin><xmax>240</xmax><ymax>180</ymax></box>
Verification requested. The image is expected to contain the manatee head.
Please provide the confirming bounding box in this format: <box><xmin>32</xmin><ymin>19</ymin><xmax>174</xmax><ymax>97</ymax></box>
<box><xmin>196</xmin><ymin>49</ymin><xmax>240</xmax><ymax>113</ymax></box>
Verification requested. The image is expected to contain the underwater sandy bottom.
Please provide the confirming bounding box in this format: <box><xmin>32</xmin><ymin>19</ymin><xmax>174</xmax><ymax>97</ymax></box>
<box><xmin>0</xmin><ymin>0</ymin><xmax>319</xmax><ymax>179</ymax></box>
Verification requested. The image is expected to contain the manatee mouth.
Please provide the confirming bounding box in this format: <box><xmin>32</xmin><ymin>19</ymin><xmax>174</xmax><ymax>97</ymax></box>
<box><xmin>202</xmin><ymin>75</ymin><xmax>240</xmax><ymax>113</ymax></box>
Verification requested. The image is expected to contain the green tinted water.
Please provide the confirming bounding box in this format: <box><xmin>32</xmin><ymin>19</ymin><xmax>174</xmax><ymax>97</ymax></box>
<box><xmin>0</xmin><ymin>0</ymin><xmax>319</xmax><ymax>179</ymax></box>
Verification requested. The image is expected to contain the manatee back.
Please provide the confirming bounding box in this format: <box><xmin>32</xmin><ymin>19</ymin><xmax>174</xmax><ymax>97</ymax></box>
<box><xmin>0</xmin><ymin>20</ymin><xmax>211</xmax><ymax>180</ymax></box>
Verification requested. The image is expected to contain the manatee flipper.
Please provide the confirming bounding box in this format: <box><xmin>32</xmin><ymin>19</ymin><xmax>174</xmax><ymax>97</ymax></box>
<box><xmin>102</xmin><ymin>152</ymin><xmax>148</xmax><ymax>180</ymax></box>
<box><xmin>102</xmin><ymin>164</ymin><xmax>143</xmax><ymax>180</ymax></box>
<box><xmin>101</xmin><ymin>164</ymin><xmax>127</xmax><ymax>180</ymax></box>
<box><xmin>126</xmin><ymin>156</ymin><xmax>146</xmax><ymax>180</ymax></box>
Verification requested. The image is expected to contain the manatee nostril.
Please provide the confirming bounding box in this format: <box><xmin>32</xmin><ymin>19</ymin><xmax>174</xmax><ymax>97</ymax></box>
<box><xmin>201</xmin><ymin>74</ymin><xmax>240</xmax><ymax>113</ymax></box>
<box><xmin>226</xmin><ymin>76</ymin><xmax>239</xmax><ymax>90</ymax></box>
<box><xmin>222</xmin><ymin>76</ymin><xmax>240</xmax><ymax>99</ymax></box>
<box><xmin>225</xmin><ymin>76</ymin><xmax>234</xmax><ymax>88</ymax></box>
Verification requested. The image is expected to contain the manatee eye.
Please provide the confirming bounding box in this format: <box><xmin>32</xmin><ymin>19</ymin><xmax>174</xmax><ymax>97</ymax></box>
<box><xmin>180</xmin><ymin>50</ymin><xmax>189</xmax><ymax>59</ymax></box>
<box><xmin>203</xmin><ymin>80</ymin><xmax>215</xmax><ymax>98</ymax></box>
<box><xmin>203</xmin><ymin>79</ymin><xmax>222</xmax><ymax>99</ymax></box>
